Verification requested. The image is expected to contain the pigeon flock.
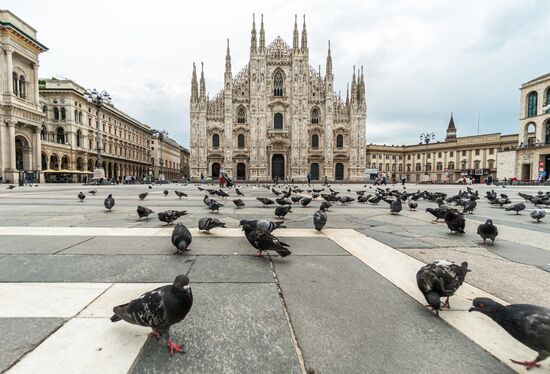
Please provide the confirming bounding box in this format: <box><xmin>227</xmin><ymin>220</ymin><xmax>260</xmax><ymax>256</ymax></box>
<box><xmin>7</xmin><ymin>180</ymin><xmax>546</xmax><ymax>367</ymax></box>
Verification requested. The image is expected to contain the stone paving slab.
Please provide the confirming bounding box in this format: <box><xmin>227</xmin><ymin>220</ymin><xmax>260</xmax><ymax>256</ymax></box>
<box><xmin>0</xmin><ymin>236</ymin><xmax>92</xmax><ymax>254</ymax></box>
<box><xmin>357</xmin><ymin>228</ymin><xmax>436</xmax><ymax>249</ymax></box>
<box><xmin>131</xmin><ymin>283</ymin><xmax>301</xmax><ymax>374</ymax></box>
<box><xmin>0</xmin><ymin>317</ymin><xmax>65</xmax><ymax>372</ymax></box>
<box><xmin>188</xmin><ymin>255</ymin><xmax>274</xmax><ymax>283</ymax></box>
<box><xmin>0</xmin><ymin>255</ymin><xmax>195</xmax><ymax>283</ymax></box>
<box><xmin>274</xmin><ymin>255</ymin><xmax>512</xmax><ymax>374</ymax></box>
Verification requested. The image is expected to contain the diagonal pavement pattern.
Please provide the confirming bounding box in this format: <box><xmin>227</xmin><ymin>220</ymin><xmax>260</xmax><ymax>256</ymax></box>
<box><xmin>0</xmin><ymin>183</ymin><xmax>549</xmax><ymax>373</ymax></box>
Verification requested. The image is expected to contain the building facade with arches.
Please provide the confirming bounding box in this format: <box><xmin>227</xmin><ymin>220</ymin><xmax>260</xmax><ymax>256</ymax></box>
<box><xmin>512</xmin><ymin>73</ymin><xmax>550</xmax><ymax>181</ymax></box>
<box><xmin>189</xmin><ymin>15</ymin><xmax>367</xmax><ymax>182</ymax></box>
<box><xmin>0</xmin><ymin>10</ymin><xmax>48</xmax><ymax>183</ymax></box>
<box><xmin>39</xmin><ymin>78</ymin><xmax>154</xmax><ymax>183</ymax></box>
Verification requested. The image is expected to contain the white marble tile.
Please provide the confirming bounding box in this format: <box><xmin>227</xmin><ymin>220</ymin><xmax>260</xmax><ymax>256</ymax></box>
<box><xmin>0</xmin><ymin>283</ymin><xmax>111</xmax><ymax>318</ymax></box>
<box><xmin>8</xmin><ymin>318</ymin><xmax>148</xmax><ymax>374</ymax></box>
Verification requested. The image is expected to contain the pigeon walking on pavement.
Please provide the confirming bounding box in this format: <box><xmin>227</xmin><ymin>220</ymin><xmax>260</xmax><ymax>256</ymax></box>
<box><xmin>78</xmin><ymin>192</ymin><xmax>86</xmax><ymax>202</ymax></box>
<box><xmin>139</xmin><ymin>192</ymin><xmax>148</xmax><ymax>200</ymax></box>
<box><xmin>444</xmin><ymin>209</ymin><xmax>465</xmax><ymax>234</ymax></box>
<box><xmin>175</xmin><ymin>190</ymin><xmax>188</xmax><ymax>199</ymax></box>
<box><xmin>477</xmin><ymin>219</ymin><xmax>498</xmax><ymax>245</ymax></box>
<box><xmin>531</xmin><ymin>208</ymin><xmax>546</xmax><ymax>222</ymax></box>
<box><xmin>198</xmin><ymin>217</ymin><xmax>226</xmax><ymax>233</ymax></box>
<box><xmin>417</xmin><ymin>260</ymin><xmax>470</xmax><ymax>315</ymax></box>
<box><xmin>275</xmin><ymin>205</ymin><xmax>292</xmax><ymax>219</ymax></box>
<box><xmin>110</xmin><ymin>274</ymin><xmax>193</xmax><ymax>354</ymax></box>
<box><xmin>158</xmin><ymin>210</ymin><xmax>188</xmax><ymax>225</ymax></box>
<box><xmin>233</xmin><ymin>199</ymin><xmax>245</xmax><ymax>209</ymax></box>
<box><xmin>408</xmin><ymin>200</ymin><xmax>418</xmax><ymax>211</ymax></box>
<box><xmin>104</xmin><ymin>194</ymin><xmax>115</xmax><ymax>211</ymax></box>
<box><xmin>313</xmin><ymin>206</ymin><xmax>328</xmax><ymax>231</ymax></box>
<box><xmin>257</xmin><ymin>197</ymin><xmax>275</xmax><ymax>207</ymax></box>
<box><xmin>239</xmin><ymin>219</ymin><xmax>285</xmax><ymax>233</ymax></box>
<box><xmin>505</xmin><ymin>202</ymin><xmax>526</xmax><ymax>215</ymax></box>
<box><xmin>171</xmin><ymin>222</ymin><xmax>192</xmax><ymax>254</ymax></box>
<box><xmin>469</xmin><ymin>298</ymin><xmax>550</xmax><ymax>370</ymax></box>
<box><xmin>88</xmin><ymin>189</ymin><xmax>97</xmax><ymax>196</ymax></box>
<box><xmin>137</xmin><ymin>206</ymin><xmax>154</xmax><ymax>220</ymax></box>
<box><xmin>163</xmin><ymin>189</ymin><xmax>169</xmax><ymax>197</ymax></box>
<box><xmin>241</xmin><ymin>223</ymin><xmax>291</xmax><ymax>257</ymax></box>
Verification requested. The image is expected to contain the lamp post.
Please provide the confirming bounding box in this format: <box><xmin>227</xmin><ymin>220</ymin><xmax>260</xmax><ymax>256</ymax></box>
<box><xmin>419</xmin><ymin>132</ymin><xmax>435</xmax><ymax>178</ymax></box>
<box><xmin>83</xmin><ymin>88</ymin><xmax>111</xmax><ymax>181</ymax></box>
<box><xmin>153</xmin><ymin>129</ymin><xmax>168</xmax><ymax>182</ymax></box>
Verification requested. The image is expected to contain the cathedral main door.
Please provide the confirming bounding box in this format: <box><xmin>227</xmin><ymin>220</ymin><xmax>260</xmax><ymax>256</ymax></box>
<box><xmin>271</xmin><ymin>154</ymin><xmax>285</xmax><ymax>180</ymax></box>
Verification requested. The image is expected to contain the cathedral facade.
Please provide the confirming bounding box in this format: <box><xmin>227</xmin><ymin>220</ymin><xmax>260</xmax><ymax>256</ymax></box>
<box><xmin>189</xmin><ymin>15</ymin><xmax>367</xmax><ymax>182</ymax></box>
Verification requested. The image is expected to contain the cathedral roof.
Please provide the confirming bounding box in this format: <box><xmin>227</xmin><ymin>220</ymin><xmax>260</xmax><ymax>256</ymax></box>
<box><xmin>267</xmin><ymin>36</ymin><xmax>292</xmax><ymax>64</ymax></box>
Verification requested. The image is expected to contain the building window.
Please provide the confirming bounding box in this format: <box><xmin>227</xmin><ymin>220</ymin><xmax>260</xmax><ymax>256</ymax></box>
<box><xmin>427</xmin><ymin>153</ymin><xmax>431</xmax><ymax>159</ymax></box>
<box><xmin>18</xmin><ymin>75</ymin><xmax>26</xmax><ymax>99</ymax></box>
<box><xmin>426</xmin><ymin>163</ymin><xmax>432</xmax><ymax>172</ymax></box>
<box><xmin>336</xmin><ymin>134</ymin><xmax>344</xmax><ymax>148</ymax></box>
<box><xmin>237</xmin><ymin>134</ymin><xmax>245</xmax><ymax>148</ymax></box>
<box><xmin>60</xmin><ymin>108</ymin><xmax>66</xmax><ymax>121</ymax></box>
<box><xmin>406</xmin><ymin>164</ymin><xmax>411</xmax><ymax>172</ymax></box>
<box><xmin>273</xmin><ymin>70</ymin><xmax>284</xmax><ymax>96</ymax></box>
<box><xmin>527</xmin><ymin>91</ymin><xmax>538</xmax><ymax>117</ymax></box>
<box><xmin>407</xmin><ymin>154</ymin><xmax>411</xmax><ymax>160</ymax></box>
<box><xmin>488</xmin><ymin>160</ymin><xmax>495</xmax><ymax>169</ymax></box>
<box><xmin>417</xmin><ymin>154</ymin><xmax>420</xmax><ymax>159</ymax></box>
<box><xmin>462</xmin><ymin>150</ymin><xmax>466</xmax><ymax>156</ymax></box>
<box><xmin>76</xmin><ymin>130</ymin><xmax>82</xmax><ymax>147</ymax></box>
<box><xmin>237</xmin><ymin>107</ymin><xmax>246</xmax><ymax>123</ymax></box>
<box><xmin>546</xmin><ymin>121</ymin><xmax>550</xmax><ymax>144</ymax></box>
<box><xmin>311</xmin><ymin>108</ymin><xmax>320</xmax><ymax>124</ymax></box>
<box><xmin>449</xmin><ymin>151</ymin><xmax>454</xmax><ymax>157</ymax></box>
<box><xmin>386</xmin><ymin>154</ymin><xmax>390</xmax><ymax>159</ymax></box>
<box><xmin>461</xmin><ymin>160</ymin><xmax>467</xmax><ymax>169</ymax></box>
<box><xmin>415</xmin><ymin>163</ymin><xmax>421</xmax><ymax>171</ymax></box>
<box><xmin>311</xmin><ymin>134</ymin><xmax>319</xmax><ymax>148</ymax></box>
<box><xmin>546</xmin><ymin>87</ymin><xmax>550</xmax><ymax>114</ymax></box>
<box><xmin>398</xmin><ymin>164</ymin><xmax>402</xmax><ymax>171</ymax></box>
<box><xmin>448</xmin><ymin>162</ymin><xmax>455</xmax><ymax>170</ymax></box>
<box><xmin>474</xmin><ymin>160</ymin><xmax>480</xmax><ymax>169</ymax></box>
<box><xmin>489</xmin><ymin>148</ymin><xmax>494</xmax><ymax>155</ymax></box>
<box><xmin>438</xmin><ymin>152</ymin><xmax>442</xmax><ymax>158</ymax></box>
<box><xmin>54</xmin><ymin>107</ymin><xmax>60</xmax><ymax>120</ymax></box>
<box><xmin>274</xmin><ymin>113</ymin><xmax>283</xmax><ymax>129</ymax></box>
<box><xmin>436</xmin><ymin>162</ymin><xmax>443</xmax><ymax>171</ymax></box>
<box><xmin>41</xmin><ymin>126</ymin><xmax>47</xmax><ymax>141</ymax></box>
<box><xmin>475</xmin><ymin>149</ymin><xmax>480</xmax><ymax>156</ymax></box>
<box><xmin>212</xmin><ymin>133</ymin><xmax>220</xmax><ymax>148</ymax></box>
<box><xmin>56</xmin><ymin>127</ymin><xmax>65</xmax><ymax>144</ymax></box>
<box><xmin>12</xmin><ymin>72</ymin><xmax>18</xmax><ymax>96</ymax></box>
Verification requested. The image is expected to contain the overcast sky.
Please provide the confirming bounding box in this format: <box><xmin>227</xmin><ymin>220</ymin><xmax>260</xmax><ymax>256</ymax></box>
<box><xmin>6</xmin><ymin>0</ymin><xmax>550</xmax><ymax>147</ymax></box>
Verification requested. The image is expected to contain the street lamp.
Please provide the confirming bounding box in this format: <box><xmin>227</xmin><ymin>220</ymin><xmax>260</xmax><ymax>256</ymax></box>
<box><xmin>419</xmin><ymin>132</ymin><xmax>435</xmax><ymax>176</ymax></box>
<box><xmin>152</xmin><ymin>129</ymin><xmax>168</xmax><ymax>182</ymax></box>
<box><xmin>83</xmin><ymin>88</ymin><xmax>111</xmax><ymax>182</ymax></box>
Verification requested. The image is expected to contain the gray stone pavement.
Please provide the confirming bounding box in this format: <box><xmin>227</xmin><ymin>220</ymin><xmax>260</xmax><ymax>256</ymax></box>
<box><xmin>0</xmin><ymin>182</ymin><xmax>549</xmax><ymax>372</ymax></box>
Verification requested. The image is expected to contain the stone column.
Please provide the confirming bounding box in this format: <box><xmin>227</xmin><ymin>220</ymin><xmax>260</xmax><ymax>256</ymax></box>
<box><xmin>7</xmin><ymin>121</ymin><xmax>16</xmax><ymax>170</ymax></box>
<box><xmin>6</xmin><ymin>48</ymin><xmax>14</xmax><ymax>94</ymax></box>
<box><xmin>0</xmin><ymin>122</ymin><xmax>5</xmax><ymax>178</ymax></box>
<box><xmin>33</xmin><ymin>63</ymin><xmax>40</xmax><ymax>104</ymax></box>
<box><xmin>34</xmin><ymin>127</ymin><xmax>42</xmax><ymax>170</ymax></box>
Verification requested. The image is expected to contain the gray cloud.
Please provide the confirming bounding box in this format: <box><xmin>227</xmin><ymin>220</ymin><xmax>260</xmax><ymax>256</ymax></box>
<box><xmin>7</xmin><ymin>0</ymin><xmax>550</xmax><ymax>147</ymax></box>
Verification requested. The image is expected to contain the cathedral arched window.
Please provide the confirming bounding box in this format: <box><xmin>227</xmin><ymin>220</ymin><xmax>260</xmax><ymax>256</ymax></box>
<box><xmin>237</xmin><ymin>107</ymin><xmax>246</xmax><ymax>124</ymax></box>
<box><xmin>527</xmin><ymin>91</ymin><xmax>538</xmax><ymax>117</ymax></box>
<box><xmin>274</xmin><ymin>113</ymin><xmax>283</xmax><ymax>129</ymax></box>
<box><xmin>336</xmin><ymin>134</ymin><xmax>344</xmax><ymax>148</ymax></box>
<box><xmin>212</xmin><ymin>133</ymin><xmax>220</xmax><ymax>148</ymax></box>
<box><xmin>237</xmin><ymin>134</ymin><xmax>245</xmax><ymax>148</ymax></box>
<box><xmin>19</xmin><ymin>75</ymin><xmax>26</xmax><ymax>99</ymax></box>
<box><xmin>311</xmin><ymin>134</ymin><xmax>319</xmax><ymax>148</ymax></box>
<box><xmin>273</xmin><ymin>70</ymin><xmax>284</xmax><ymax>97</ymax></box>
<box><xmin>311</xmin><ymin>108</ymin><xmax>320</xmax><ymax>124</ymax></box>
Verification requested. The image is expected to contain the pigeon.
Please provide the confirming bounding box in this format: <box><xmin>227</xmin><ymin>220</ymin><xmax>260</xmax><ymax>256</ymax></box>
<box><xmin>139</xmin><ymin>192</ymin><xmax>148</xmax><ymax>200</ymax></box>
<box><xmin>148</xmin><ymin>185</ymin><xmax>152</xmax><ymax>189</ymax></box>
<box><xmin>276</xmin><ymin>197</ymin><xmax>292</xmax><ymax>206</ymax></box>
<box><xmin>241</xmin><ymin>223</ymin><xmax>291</xmax><ymax>257</ymax></box>
<box><xmin>462</xmin><ymin>198</ymin><xmax>477</xmax><ymax>214</ymax></box>
<box><xmin>203</xmin><ymin>194</ymin><xmax>212</xmax><ymax>207</ymax></box>
<box><xmin>158</xmin><ymin>210</ymin><xmax>188</xmax><ymax>225</ymax></box>
<box><xmin>416</xmin><ymin>260</ymin><xmax>470</xmax><ymax>315</ymax></box>
<box><xmin>426</xmin><ymin>207</ymin><xmax>447</xmax><ymax>222</ymax></box>
<box><xmin>235</xmin><ymin>188</ymin><xmax>244</xmax><ymax>196</ymax></box>
<box><xmin>233</xmin><ymin>199</ymin><xmax>245</xmax><ymax>208</ymax></box>
<box><xmin>88</xmin><ymin>189</ymin><xmax>97</xmax><ymax>195</ymax></box>
<box><xmin>208</xmin><ymin>199</ymin><xmax>223</xmax><ymax>213</ymax></box>
<box><xmin>257</xmin><ymin>197</ymin><xmax>275</xmax><ymax>207</ymax></box>
<box><xmin>163</xmin><ymin>189</ymin><xmax>169</xmax><ymax>197</ymax></box>
<box><xmin>444</xmin><ymin>210</ymin><xmax>465</xmax><ymax>234</ymax></box>
<box><xmin>387</xmin><ymin>198</ymin><xmax>402</xmax><ymax>214</ymax></box>
<box><xmin>137</xmin><ymin>206</ymin><xmax>154</xmax><ymax>220</ymax></box>
<box><xmin>78</xmin><ymin>192</ymin><xmax>86</xmax><ymax>202</ymax></box>
<box><xmin>198</xmin><ymin>217</ymin><xmax>226</xmax><ymax>233</ymax></box>
<box><xmin>110</xmin><ymin>274</ymin><xmax>193</xmax><ymax>354</ymax></box>
<box><xmin>175</xmin><ymin>191</ymin><xmax>187</xmax><ymax>199</ymax></box>
<box><xmin>477</xmin><ymin>219</ymin><xmax>498</xmax><ymax>245</ymax></box>
<box><xmin>408</xmin><ymin>200</ymin><xmax>418</xmax><ymax>211</ymax></box>
<box><xmin>104</xmin><ymin>194</ymin><xmax>115</xmax><ymax>211</ymax></box>
<box><xmin>313</xmin><ymin>206</ymin><xmax>328</xmax><ymax>231</ymax></box>
<box><xmin>469</xmin><ymin>298</ymin><xmax>550</xmax><ymax>370</ymax></box>
<box><xmin>505</xmin><ymin>202</ymin><xmax>526</xmax><ymax>215</ymax></box>
<box><xmin>300</xmin><ymin>197</ymin><xmax>313</xmax><ymax>207</ymax></box>
<box><xmin>275</xmin><ymin>205</ymin><xmax>292</xmax><ymax>218</ymax></box>
<box><xmin>531</xmin><ymin>208</ymin><xmax>546</xmax><ymax>222</ymax></box>
<box><xmin>217</xmin><ymin>189</ymin><xmax>229</xmax><ymax>198</ymax></box>
<box><xmin>171</xmin><ymin>222</ymin><xmax>192</xmax><ymax>254</ymax></box>
<box><xmin>239</xmin><ymin>219</ymin><xmax>286</xmax><ymax>233</ymax></box>
<box><xmin>339</xmin><ymin>196</ymin><xmax>354</xmax><ymax>205</ymax></box>
<box><xmin>320</xmin><ymin>201</ymin><xmax>332</xmax><ymax>211</ymax></box>
<box><xmin>7</xmin><ymin>184</ymin><xmax>15</xmax><ymax>189</ymax></box>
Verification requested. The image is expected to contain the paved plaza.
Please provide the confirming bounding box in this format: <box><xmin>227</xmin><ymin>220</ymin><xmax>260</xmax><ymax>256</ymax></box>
<box><xmin>0</xmin><ymin>182</ymin><xmax>549</xmax><ymax>373</ymax></box>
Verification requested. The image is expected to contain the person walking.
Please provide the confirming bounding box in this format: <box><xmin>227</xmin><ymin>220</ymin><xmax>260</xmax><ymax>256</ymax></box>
<box><xmin>307</xmin><ymin>172</ymin><xmax>312</xmax><ymax>186</ymax></box>
<box><xmin>323</xmin><ymin>175</ymin><xmax>328</xmax><ymax>186</ymax></box>
<box><xmin>381</xmin><ymin>172</ymin><xmax>387</xmax><ymax>186</ymax></box>
<box><xmin>401</xmin><ymin>175</ymin><xmax>406</xmax><ymax>186</ymax></box>
<box><xmin>200</xmin><ymin>173</ymin><xmax>205</xmax><ymax>185</ymax></box>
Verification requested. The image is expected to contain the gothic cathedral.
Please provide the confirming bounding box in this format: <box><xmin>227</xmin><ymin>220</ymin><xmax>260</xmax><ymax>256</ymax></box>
<box><xmin>189</xmin><ymin>15</ymin><xmax>367</xmax><ymax>181</ymax></box>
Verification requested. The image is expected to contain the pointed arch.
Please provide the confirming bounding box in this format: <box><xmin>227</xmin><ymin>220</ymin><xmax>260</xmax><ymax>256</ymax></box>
<box><xmin>273</xmin><ymin>68</ymin><xmax>285</xmax><ymax>96</ymax></box>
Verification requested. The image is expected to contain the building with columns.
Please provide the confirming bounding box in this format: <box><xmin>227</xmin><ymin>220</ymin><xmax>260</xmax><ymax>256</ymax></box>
<box><xmin>150</xmin><ymin>134</ymin><xmax>186</xmax><ymax>181</ymax></box>
<box><xmin>0</xmin><ymin>10</ymin><xmax>48</xmax><ymax>183</ymax></box>
<box><xmin>190</xmin><ymin>14</ymin><xmax>367</xmax><ymax>182</ymax></box>
<box><xmin>39</xmin><ymin>78</ymin><xmax>153</xmax><ymax>182</ymax></box>
<box><xmin>366</xmin><ymin>114</ymin><xmax>518</xmax><ymax>183</ymax></box>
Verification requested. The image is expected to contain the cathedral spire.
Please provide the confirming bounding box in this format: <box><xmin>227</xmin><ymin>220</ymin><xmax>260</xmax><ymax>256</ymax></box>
<box><xmin>301</xmin><ymin>14</ymin><xmax>308</xmax><ymax>52</ymax></box>
<box><xmin>345</xmin><ymin>83</ymin><xmax>349</xmax><ymax>107</ymax></box>
<box><xmin>351</xmin><ymin>65</ymin><xmax>357</xmax><ymax>103</ymax></box>
<box><xmin>293</xmin><ymin>14</ymin><xmax>299</xmax><ymax>52</ymax></box>
<box><xmin>191</xmin><ymin>62</ymin><xmax>198</xmax><ymax>103</ymax></box>
<box><xmin>250</xmin><ymin>13</ymin><xmax>257</xmax><ymax>55</ymax></box>
<box><xmin>259</xmin><ymin>14</ymin><xmax>265</xmax><ymax>53</ymax></box>
<box><xmin>359</xmin><ymin>65</ymin><xmax>365</xmax><ymax>102</ymax></box>
<box><xmin>199</xmin><ymin>62</ymin><xmax>206</xmax><ymax>100</ymax></box>
<box><xmin>326</xmin><ymin>40</ymin><xmax>333</xmax><ymax>78</ymax></box>
<box><xmin>225</xmin><ymin>39</ymin><xmax>231</xmax><ymax>74</ymax></box>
